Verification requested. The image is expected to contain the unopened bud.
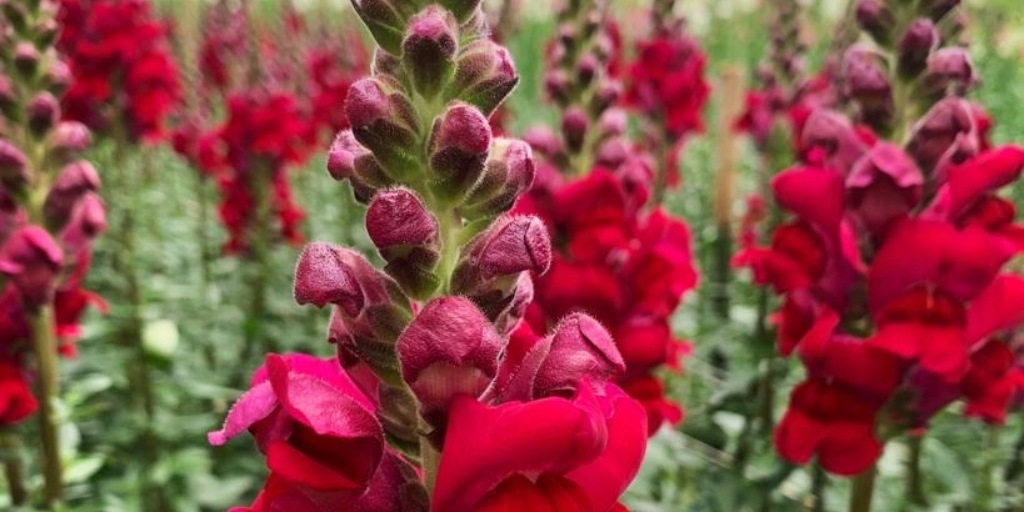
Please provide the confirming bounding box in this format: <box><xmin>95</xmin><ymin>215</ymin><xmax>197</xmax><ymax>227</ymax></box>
<box><xmin>43</xmin><ymin>59</ymin><xmax>71</xmax><ymax>94</ymax></box>
<box><xmin>842</xmin><ymin>46</ymin><xmax>893</xmax><ymax>130</ymax></box>
<box><xmin>562</xmin><ymin>107</ymin><xmax>589</xmax><ymax>154</ymax></box>
<box><xmin>463</xmin><ymin>139</ymin><xmax>536</xmax><ymax>218</ymax></box>
<box><xmin>13</xmin><ymin>42</ymin><xmax>39</xmax><ymax>76</ymax></box>
<box><xmin>922</xmin><ymin>0</ymin><xmax>961</xmax><ymax>21</ymax></box>
<box><xmin>577</xmin><ymin>54</ymin><xmax>599</xmax><ymax>88</ymax></box>
<box><xmin>428</xmin><ymin>103</ymin><xmax>492</xmax><ymax>202</ymax></box>
<box><xmin>451</xmin><ymin>215</ymin><xmax>552</xmax><ymax>296</ymax></box>
<box><xmin>293</xmin><ymin>242</ymin><xmax>390</xmax><ymax>315</ymax></box>
<box><xmin>523</xmin><ymin>127</ymin><xmax>564</xmax><ymax>160</ymax></box>
<box><xmin>351</xmin><ymin>0</ymin><xmax>405</xmax><ymax>55</ymax></box>
<box><xmin>590</xmin><ymin>82</ymin><xmax>622</xmax><ymax>116</ymax></box>
<box><xmin>897</xmin><ymin>19</ymin><xmax>938</xmax><ymax>78</ymax></box>
<box><xmin>801</xmin><ymin>109</ymin><xmax>869</xmax><ymax>175</ymax></box>
<box><xmin>346</xmin><ymin>78</ymin><xmax>420</xmax><ymax>178</ymax></box>
<box><xmin>855</xmin><ymin>0</ymin><xmax>895</xmax><ymax>46</ymax></box>
<box><xmin>51</xmin><ymin>121</ymin><xmax>92</xmax><ymax>155</ymax></box>
<box><xmin>446</xmin><ymin>39</ymin><xmax>519</xmax><ymax>117</ymax></box>
<box><xmin>907</xmin><ymin>97</ymin><xmax>977</xmax><ymax>173</ymax></box>
<box><xmin>28</xmin><ymin>92</ymin><xmax>60</xmax><ymax>136</ymax></box>
<box><xmin>397</xmin><ymin>296</ymin><xmax>501</xmax><ymax>427</ymax></box>
<box><xmin>847</xmin><ymin>143</ymin><xmax>924</xmax><ymax>234</ymax></box>
<box><xmin>923</xmin><ymin>47</ymin><xmax>977</xmax><ymax>98</ymax></box>
<box><xmin>0</xmin><ymin>226</ymin><xmax>63</xmax><ymax>308</ymax></box>
<box><xmin>327</xmin><ymin>130</ymin><xmax>391</xmax><ymax>203</ymax></box>
<box><xmin>366</xmin><ymin>188</ymin><xmax>441</xmax><ymax>299</ymax></box>
<box><xmin>534</xmin><ymin>314</ymin><xmax>625</xmax><ymax>398</ymax></box>
<box><xmin>0</xmin><ymin>140</ymin><xmax>28</xmax><ymax>184</ymax></box>
<box><xmin>59</xmin><ymin>193</ymin><xmax>107</xmax><ymax>254</ymax></box>
<box><xmin>403</xmin><ymin>6</ymin><xmax>458</xmax><ymax>99</ymax></box>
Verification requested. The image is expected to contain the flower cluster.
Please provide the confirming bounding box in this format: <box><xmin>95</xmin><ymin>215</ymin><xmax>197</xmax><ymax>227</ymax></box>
<box><xmin>0</xmin><ymin>0</ymin><xmax>107</xmax><ymax>424</ymax></box>
<box><xmin>737</xmin><ymin>0</ymin><xmax>1024</xmax><ymax>476</ymax></box>
<box><xmin>57</xmin><ymin>0</ymin><xmax>181</xmax><ymax>141</ymax></box>
<box><xmin>209</xmin><ymin>1</ymin><xmax>647</xmax><ymax>510</ymax></box>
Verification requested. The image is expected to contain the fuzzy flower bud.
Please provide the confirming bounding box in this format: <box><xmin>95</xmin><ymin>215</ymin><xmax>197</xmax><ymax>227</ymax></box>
<box><xmin>843</xmin><ymin>46</ymin><xmax>893</xmax><ymax>130</ymax></box>
<box><xmin>28</xmin><ymin>92</ymin><xmax>60</xmax><ymax>136</ymax></box>
<box><xmin>43</xmin><ymin>58</ymin><xmax>71</xmax><ymax>94</ymax></box>
<box><xmin>446</xmin><ymin>39</ymin><xmax>519</xmax><ymax>117</ymax></box>
<box><xmin>13</xmin><ymin>42</ymin><xmax>40</xmax><ymax>76</ymax></box>
<box><xmin>923</xmin><ymin>47</ymin><xmax>977</xmax><ymax>98</ymax></box>
<box><xmin>0</xmin><ymin>140</ymin><xmax>29</xmax><ymax>185</ymax></box>
<box><xmin>451</xmin><ymin>215</ymin><xmax>552</xmax><ymax>298</ymax></box>
<box><xmin>534</xmin><ymin>314</ymin><xmax>626</xmax><ymax>398</ymax></box>
<box><xmin>45</xmin><ymin>161</ymin><xmax>101</xmax><ymax>226</ymax></box>
<box><xmin>59</xmin><ymin>193</ymin><xmax>107</xmax><ymax>255</ymax></box>
<box><xmin>0</xmin><ymin>75</ymin><xmax>15</xmax><ymax>115</ymax></box>
<box><xmin>327</xmin><ymin>130</ymin><xmax>392</xmax><ymax>203</ymax></box>
<box><xmin>0</xmin><ymin>226</ymin><xmax>64</xmax><ymax>308</ymax></box>
<box><xmin>895</xmin><ymin>19</ymin><xmax>938</xmax><ymax>79</ymax></box>
<box><xmin>403</xmin><ymin>6</ymin><xmax>458</xmax><ymax>99</ymax></box>
<box><xmin>397</xmin><ymin>296</ymin><xmax>501</xmax><ymax>427</ymax></box>
<box><xmin>428</xmin><ymin>103</ymin><xmax>492</xmax><ymax>202</ymax></box>
<box><xmin>350</xmin><ymin>0</ymin><xmax>406</xmax><ymax>55</ymax></box>
<box><xmin>366</xmin><ymin>188</ymin><xmax>441</xmax><ymax>299</ymax></box>
<box><xmin>907</xmin><ymin>97</ymin><xmax>978</xmax><ymax>173</ymax></box>
<box><xmin>847</xmin><ymin>143</ymin><xmax>924</xmax><ymax>235</ymax></box>
<box><xmin>801</xmin><ymin>110</ymin><xmax>869</xmax><ymax>175</ymax></box>
<box><xmin>562</xmin><ymin>107</ymin><xmax>590</xmax><ymax>154</ymax></box>
<box><xmin>462</xmin><ymin>139</ymin><xmax>536</xmax><ymax>219</ymax></box>
<box><xmin>51</xmin><ymin>121</ymin><xmax>92</xmax><ymax>155</ymax></box>
<box><xmin>346</xmin><ymin>78</ymin><xmax>421</xmax><ymax>178</ymax></box>
<box><xmin>856</xmin><ymin>0</ymin><xmax>895</xmax><ymax>46</ymax></box>
<box><xmin>438</xmin><ymin>0</ymin><xmax>483</xmax><ymax>22</ymax></box>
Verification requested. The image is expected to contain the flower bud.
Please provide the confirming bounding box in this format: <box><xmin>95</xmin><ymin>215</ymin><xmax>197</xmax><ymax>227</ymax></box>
<box><xmin>462</xmin><ymin>138</ymin><xmax>536</xmax><ymax>219</ymax></box>
<box><xmin>33</xmin><ymin>18</ymin><xmax>60</xmax><ymax>49</ymax></box>
<box><xmin>922</xmin><ymin>0</ymin><xmax>960</xmax><ymax>21</ymax></box>
<box><xmin>0</xmin><ymin>226</ymin><xmax>63</xmax><ymax>308</ymax></box>
<box><xmin>0</xmin><ymin>140</ymin><xmax>29</xmax><ymax>185</ymax></box>
<box><xmin>855</xmin><ymin>0</ymin><xmax>895</xmax><ymax>46</ymax></box>
<box><xmin>43</xmin><ymin>58</ymin><xmax>71</xmax><ymax>94</ymax></box>
<box><xmin>533</xmin><ymin>314</ymin><xmax>626</xmax><ymax>398</ymax></box>
<box><xmin>562</xmin><ymin>107</ymin><xmax>589</xmax><ymax>154</ymax></box>
<box><xmin>403</xmin><ymin>6</ymin><xmax>458</xmax><ymax>99</ymax></box>
<box><xmin>294</xmin><ymin>242</ymin><xmax>391</xmax><ymax>314</ymax></box>
<box><xmin>847</xmin><ymin>143</ymin><xmax>924</xmax><ymax>235</ymax></box>
<box><xmin>59</xmin><ymin>193</ymin><xmax>107</xmax><ymax>254</ymax></box>
<box><xmin>397</xmin><ymin>296</ymin><xmax>501</xmax><ymax>427</ymax></box>
<box><xmin>28</xmin><ymin>92</ymin><xmax>60</xmax><ymax>136</ymax></box>
<box><xmin>366</xmin><ymin>188</ymin><xmax>441</xmax><ymax>299</ymax></box>
<box><xmin>491</xmin><ymin>272</ymin><xmax>534</xmax><ymax>335</ymax></box>
<box><xmin>438</xmin><ymin>0</ymin><xmax>483</xmax><ymax>22</ymax></box>
<box><xmin>897</xmin><ymin>19</ymin><xmax>938</xmax><ymax>78</ymax></box>
<box><xmin>590</xmin><ymin>81</ymin><xmax>622</xmax><ymax>116</ymax></box>
<box><xmin>428</xmin><ymin>103</ymin><xmax>492</xmax><ymax>202</ymax></box>
<box><xmin>13</xmin><ymin>42</ymin><xmax>39</xmax><ymax>76</ymax></box>
<box><xmin>523</xmin><ymin>126</ymin><xmax>564</xmax><ymax>160</ymax></box>
<box><xmin>1</xmin><ymin>3</ymin><xmax>28</xmax><ymax>32</ymax></box>
<box><xmin>451</xmin><ymin>215</ymin><xmax>552</xmax><ymax>297</ymax></box>
<box><xmin>544</xmin><ymin>69</ymin><xmax>572</xmax><ymax>106</ymax></box>
<box><xmin>351</xmin><ymin>0</ymin><xmax>405</xmax><ymax>55</ymax></box>
<box><xmin>446</xmin><ymin>39</ymin><xmax>519</xmax><ymax>117</ymax></box>
<box><xmin>800</xmin><ymin>109</ymin><xmax>869</xmax><ymax>175</ymax></box>
<box><xmin>842</xmin><ymin>46</ymin><xmax>893</xmax><ymax>130</ymax></box>
<box><xmin>907</xmin><ymin>97</ymin><xmax>976</xmax><ymax>173</ymax></box>
<box><xmin>327</xmin><ymin>130</ymin><xmax>391</xmax><ymax>202</ymax></box>
<box><xmin>923</xmin><ymin>47</ymin><xmax>977</xmax><ymax>98</ymax></box>
<box><xmin>577</xmin><ymin>54</ymin><xmax>599</xmax><ymax>88</ymax></box>
<box><xmin>0</xmin><ymin>75</ymin><xmax>16</xmax><ymax>116</ymax></box>
<box><xmin>51</xmin><ymin>121</ymin><xmax>92</xmax><ymax>155</ymax></box>
<box><xmin>45</xmin><ymin>161</ymin><xmax>101</xmax><ymax>226</ymax></box>
<box><xmin>346</xmin><ymin>77</ymin><xmax>421</xmax><ymax>178</ymax></box>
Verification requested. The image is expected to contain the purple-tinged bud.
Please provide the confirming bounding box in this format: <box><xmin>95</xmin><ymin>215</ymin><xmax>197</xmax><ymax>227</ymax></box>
<box><xmin>346</xmin><ymin>78</ymin><xmax>420</xmax><ymax>178</ymax></box>
<box><xmin>491</xmin><ymin>272</ymin><xmax>534</xmax><ymax>335</ymax></box>
<box><xmin>438</xmin><ymin>0</ymin><xmax>483</xmax><ymax>22</ymax></box>
<box><xmin>447</xmin><ymin>39</ymin><xmax>519</xmax><ymax>117</ymax></box>
<box><xmin>51</xmin><ymin>121</ymin><xmax>92</xmax><ymax>155</ymax></box>
<box><xmin>366</xmin><ymin>188</ymin><xmax>441</xmax><ymax>299</ymax></box>
<box><xmin>534</xmin><ymin>314</ymin><xmax>625</xmax><ymax>398</ymax></box>
<box><xmin>0</xmin><ymin>140</ymin><xmax>29</xmax><ymax>184</ymax></box>
<box><xmin>562</xmin><ymin>107</ymin><xmax>589</xmax><ymax>154</ymax></box>
<box><xmin>1</xmin><ymin>3</ymin><xmax>28</xmax><ymax>32</ymax></box>
<box><xmin>907</xmin><ymin>97</ymin><xmax>978</xmax><ymax>174</ymax></box>
<box><xmin>801</xmin><ymin>109</ymin><xmax>869</xmax><ymax>175</ymax></box>
<box><xmin>842</xmin><ymin>45</ymin><xmax>893</xmax><ymax>131</ymax></box>
<box><xmin>34</xmin><ymin>18</ymin><xmax>60</xmax><ymax>48</ymax></box>
<box><xmin>847</xmin><ymin>143</ymin><xmax>924</xmax><ymax>235</ymax></box>
<box><xmin>327</xmin><ymin>130</ymin><xmax>391</xmax><ymax>203</ymax></box>
<box><xmin>396</xmin><ymin>296</ymin><xmax>501</xmax><ymax>427</ymax></box>
<box><xmin>855</xmin><ymin>0</ymin><xmax>895</xmax><ymax>46</ymax></box>
<box><xmin>28</xmin><ymin>92</ymin><xmax>60</xmax><ymax>136</ymax></box>
<box><xmin>923</xmin><ymin>47</ymin><xmax>977</xmax><ymax>98</ymax></box>
<box><xmin>523</xmin><ymin>126</ymin><xmax>565</xmax><ymax>160</ymax></box>
<box><xmin>59</xmin><ymin>193</ymin><xmax>107</xmax><ymax>255</ymax></box>
<box><xmin>403</xmin><ymin>6</ymin><xmax>458</xmax><ymax>99</ymax></box>
<box><xmin>544</xmin><ymin>69</ymin><xmax>572</xmax><ymax>106</ymax></box>
<box><xmin>428</xmin><ymin>103</ymin><xmax>492</xmax><ymax>201</ymax></box>
<box><xmin>351</xmin><ymin>0</ymin><xmax>405</xmax><ymax>55</ymax></box>
<box><xmin>577</xmin><ymin>54</ymin><xmax>599</xmax><ymax>88</ymax></box>
<box><xmin>44</xmin><ymin>59</ymin><xmax>71</xmax><ymax>94</ymax></box>
<box><xmin>897</xmin><ymin>19</ymin><xmax>939</xmax><ymax>78</ymax></box>
<box><xmin>0</xmin><ymin>75</ymin><xmax>15</xmax><ymax>114</ymax></box>
<box><xmin>597</xmin><ymin>108</ymin><xmax>627</xmax><ymax>140</ymax></box>
<box><xmin>463</xmin><ymin>138</ymin><xmax>536</xmax><ymax>218</ymax></box>
<box><xmin>590</xmin><ymin>82</ymin><xmax>622</xmax><ymax>116</ymax></box>
<box><xmin>294</xmin><ymin>242</ymin><xmax>391</xmax><ymax>314</ymax></box>
<box><xmin>0</xmin><ymin>226</ymin><xmax>63</xmax><ymax>308</ymax></box>
<box><xmin>922</xmin><ymin>0</ymin><xmax>960</xmax><ymax>21</ymax></box>
<box><xmin>45</xmin><ymin>161</ymin><xmax>101</xmax><ymax>226</ymax></box>
<box><xmin>372</xmin><ymin>49</ymin><xmax>403</xmax><ymax>77</ymax></box>
<box><xmin>13</xmin><ymin>42</ymin><xmax>39</xmax><ymax>76</ymax></box>
<box><xmin>451</xmin><ymin>215</ymin><xmax>552</xmax><ymax>296</ymax></box>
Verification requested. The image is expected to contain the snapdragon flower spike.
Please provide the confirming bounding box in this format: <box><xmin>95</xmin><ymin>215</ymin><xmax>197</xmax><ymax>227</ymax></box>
<box><xmin>396</xmin><ymin>296</ymin><xmax>502</xmax><ymax>435</ymax></box>
<box><xmin>350</xmin><ymin>0</ymin><xmax>407</xmax><ymax>56</ymax></box>
<box><xmin>402</xmin><ymin>6</ymin><xmax>458</xmax><ymax>99</ymax></box>
<box><xmin>445</xmin><ymin>39</ymin><xmax>519</xmax><ymax>117</ymax></box>
<box><xmin>428</xmin><ymin>102</ymin><xmax>492</xmax><ymax>202</ymax></box>
<box><xmin>897</xmin><ymin>19</ymin><xmax>939</xmax><ymax>77</ymax></box>
<box><xmin>366</xmin><ymin>188</ymin><xmax>441</xmax><ymax>299</ymax></box>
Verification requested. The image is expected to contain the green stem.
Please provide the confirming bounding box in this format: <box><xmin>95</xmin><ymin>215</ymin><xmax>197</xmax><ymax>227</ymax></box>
<box><xmin>29</xmin><ymin>306</ymin><xmax>63</xmax><ymax>508</ymax></box>
<box><xmin>848</xmin><ymin>464</ymin><xmax>877</xmax><ymax>512</ymax></box>
<box><xmin>812</xmin><ymin>464</ymin><xmax>828</xmax><ymax>512</ymax></box>
<box><xmin>905</xmin><ymin>434</ymin><xmax>927</xmax><ymax>507</ymax></box>
<box><xmin>1005</xmin><ymin>425</ymin><xmax>1024</xmax><ymax>485</ymax></box>
<box><xmin>1</xmin><ymin>431</ymin><xmax>28</xmax><ymax>506</ymax></box>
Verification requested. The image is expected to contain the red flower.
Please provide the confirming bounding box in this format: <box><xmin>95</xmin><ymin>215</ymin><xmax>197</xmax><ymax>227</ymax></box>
<box><xmin>0</xmin><ymin>361</ymin><xmax>38</xmax><ymax>426</ymax></box>
<box><xmin>620</xmin><ymin>375</ymin><xmax>684</xmax><ymax>436</ymax></box>
<box><xmin>626</xmin><ymin>37</ymin><xmax>710</xmax><ymax>138</ymax></box>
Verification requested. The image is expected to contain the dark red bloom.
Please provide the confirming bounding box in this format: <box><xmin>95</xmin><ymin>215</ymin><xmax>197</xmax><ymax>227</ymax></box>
<box><xmin>626</xmin><ymin>37</ymin><xmax>710</xmax><ymax>138</ymax></box>
<box><xmin>0</xmin><ymin>361</ymin><xmax>37</xmax><ymax>426</ymax></box>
